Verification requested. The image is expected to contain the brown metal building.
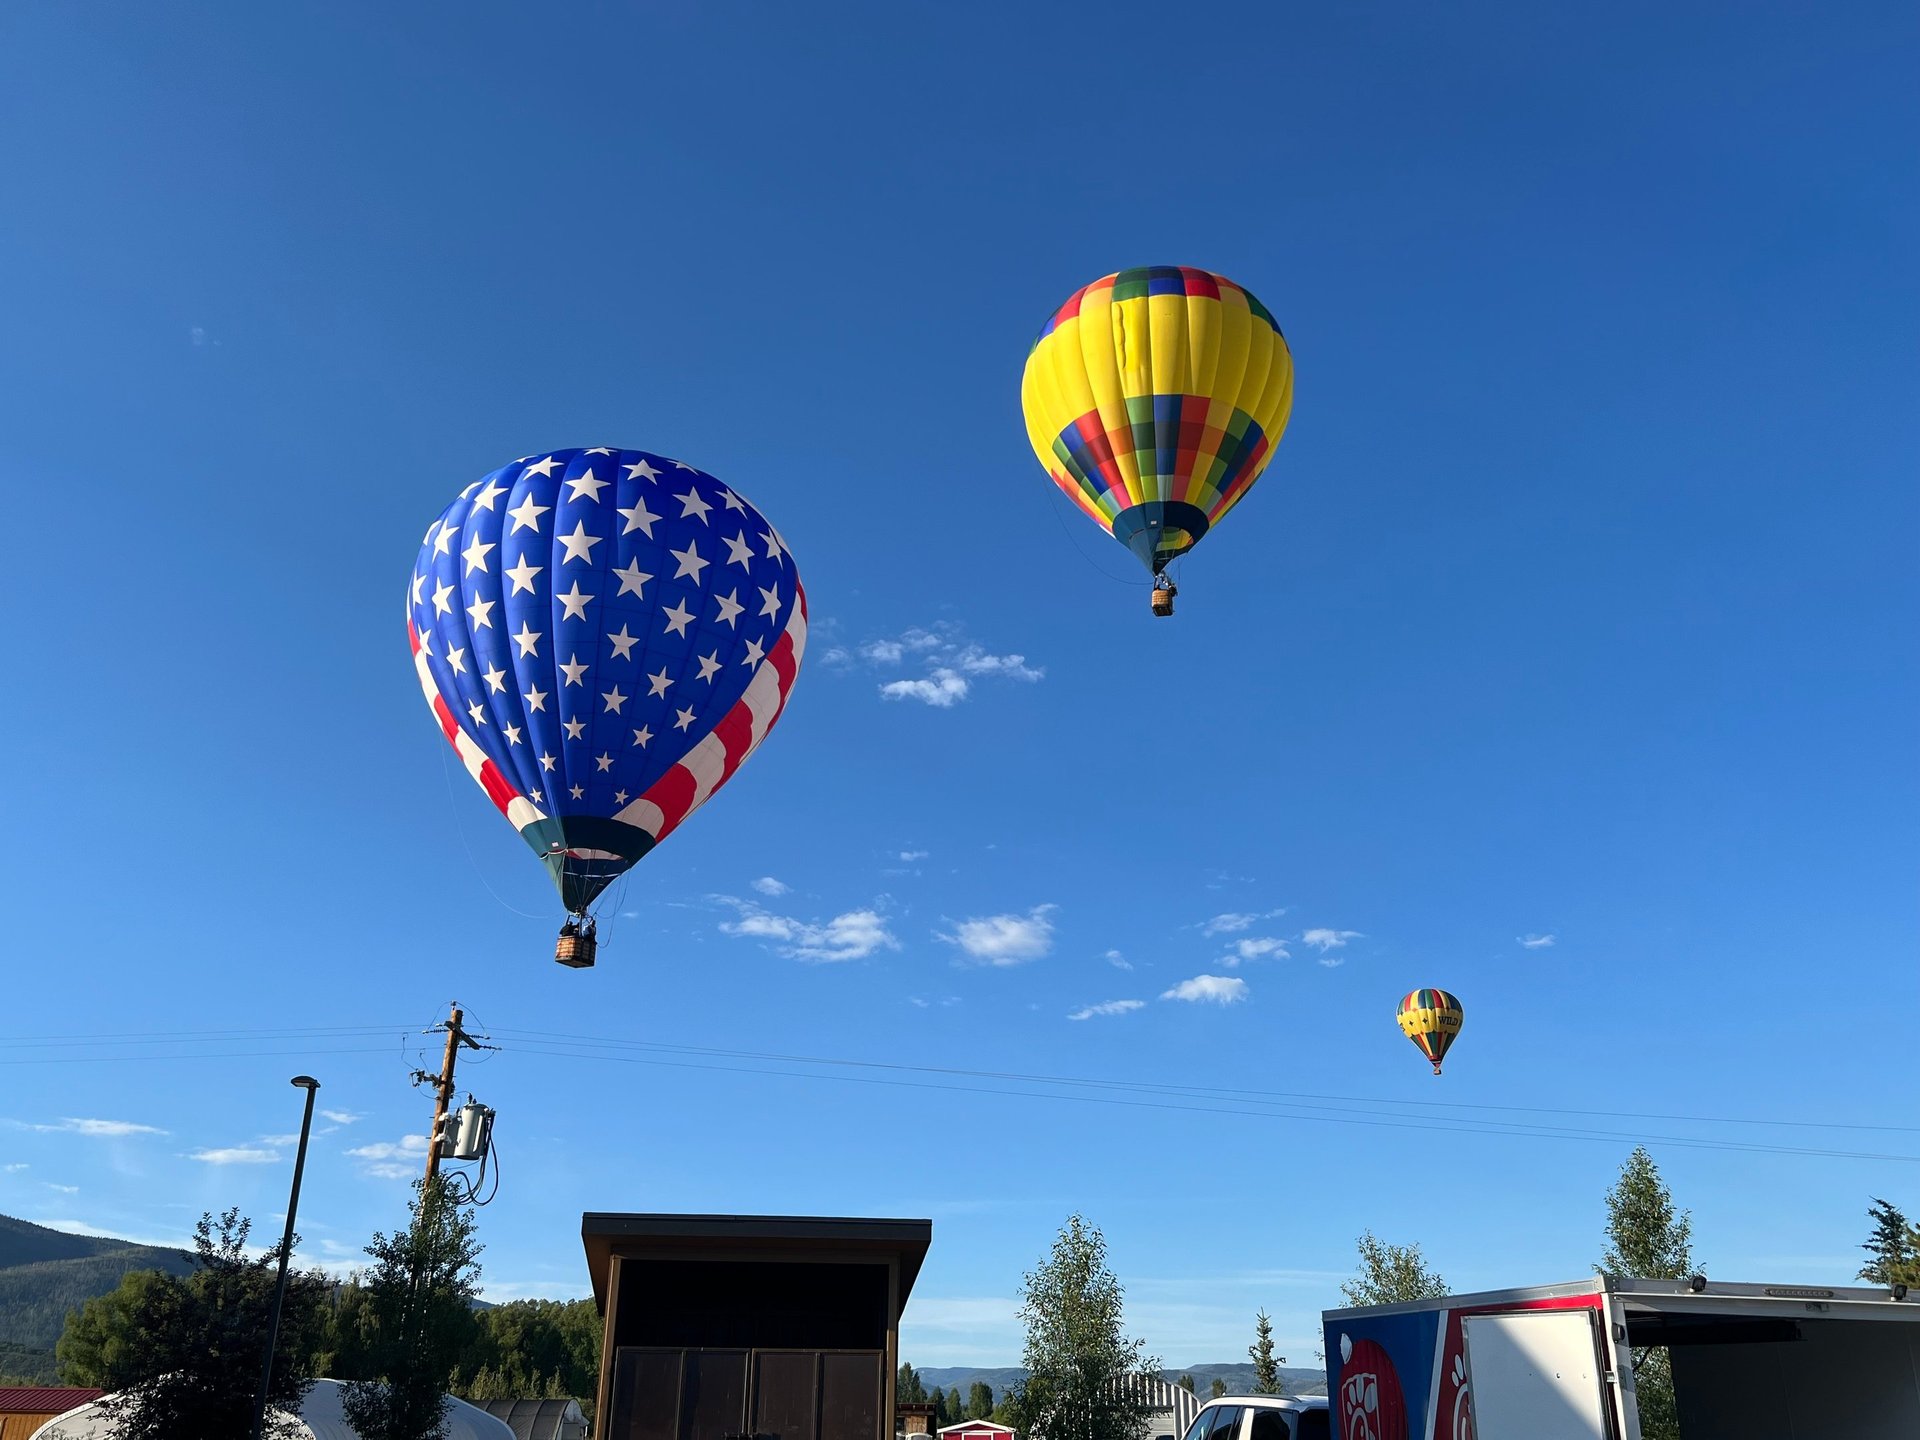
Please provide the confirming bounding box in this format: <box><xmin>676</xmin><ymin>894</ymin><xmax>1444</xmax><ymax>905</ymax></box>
<box><xmin>583</xmin><ymin>1213</ymin><xmax>931</xmax><ymax>1440</ymax></box>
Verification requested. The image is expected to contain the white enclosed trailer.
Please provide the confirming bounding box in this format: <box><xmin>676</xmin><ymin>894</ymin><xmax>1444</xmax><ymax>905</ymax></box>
<box><xmin>1322</xmin><ymin>1274</ymin><xmax>1920</xmax><ymax>1439</ymax></box>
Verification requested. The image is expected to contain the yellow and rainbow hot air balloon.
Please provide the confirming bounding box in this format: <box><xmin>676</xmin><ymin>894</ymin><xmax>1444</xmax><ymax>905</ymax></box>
<box><xmin>1397</xmin><ymin>988</ymin><xmax>1465</xmax><ymax>1075</ymax></box>
<box><xmin>1020</xmin><ymin>265</ymin><xmax>1293</xmax><ymax>615</ymax></box>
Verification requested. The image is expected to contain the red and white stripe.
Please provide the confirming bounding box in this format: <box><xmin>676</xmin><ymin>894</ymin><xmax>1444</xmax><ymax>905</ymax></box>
<box><xmin>613</xmin><ymin>582</ymin><xmax>808</xmax><ymax>843</ymax></box>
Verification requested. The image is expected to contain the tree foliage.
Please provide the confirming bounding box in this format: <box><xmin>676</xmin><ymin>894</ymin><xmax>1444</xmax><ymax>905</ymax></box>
<box><xmin>66</xmin><ymin>1209</ymin><xmax>327</xmax><ymax>1440</ymax></box>
<box><xmin>1339</xmin><ymin>1232</ymin><xmax>1449</xmax><ymax>1307</ymax></box>
<box><xmin>1858</xmin><ymin>1199</ymin><xmax>1920</xmax><ymax>1288</ymax></box>
<box><xmin>898</xmin><ymin>1361</ymin><xmax>927</xmax><ymax>1403</ymax></box>
<box><xmin>1599</xmin><ymin>1147</ymin><xmax>1693</xmax><ymax>1440</ymax></box>
<box><xmin>339</xmin><ymin>1178</ymin><xmax>483</xmax><ymax>1440</ymax></box>
<box><xmin>967</xmin><ymin>1381</ymin><xmax>996</xmax><ymax>1418</ymax></box>
<box><xmin>1209</xmin><ymin>1378</ymin><xmax>1227</xmax><ymax>1399</ymax></box>
<box><xmin>453</xmin><ymin>1298</ymin><xmax>602</xmax><ymax>1420</ymax></box>
<box><xmin>1602</xmin><ymin>1147</ymin><xmax>1693</xmax><ymax>1281</ymax></box>
<box><xmin>1175</xmin><ymin>1375</ymin><xmax>1195</xmax><ymax>1395</ymax></box>
<box><xmin>1006</xmin><ymin>1215</ymin><xmax>1160</xmax><ymax>1440</ymax></box>
<box><xmin>1248</xmin><ymin>1310</ymin><xmax>1285</xmax><ymax>1395</ymax></box>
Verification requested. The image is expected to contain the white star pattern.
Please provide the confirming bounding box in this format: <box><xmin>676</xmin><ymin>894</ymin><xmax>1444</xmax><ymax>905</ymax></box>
<box><xmin>512</xmin><ymin>623</ymin><xmax>542</xmax><ymax>657</ymax></box>
<box><xmin>612</xmin><ymin>560</ymin><xmax>652</xmax><ymax>597</ymax></box>
<box><xmin>502</xmin><ymin>723</ymin><xmax>523</xmax><ymax>745</ymax></box>
<box><xmin>461</xmin><ymin>535</ymin><xmax>495</xmax><ymax>574</ymax></box>
<box><xmin>539</xmin><ymin>752</ymin><xmax>556</xmax><ymax>772</ymax></box>
<box><xmin>446</xmin><ymin>645</ymin><xmax>467</xmax><ymax>676</ymax></box>
<box><xmin>713</xmin><ymin>589</ymin><xmax>744</xmax><ymax>627</ymax></box>
<box><xmin>741</xmin><ymin>637</ymin><xmax>765</xmax><ymax>667</ymax></box>
<box><xmin>646</xmin><ymin>667</ymin><xmax>672</xmax><ymax>697</ymax></box>
<box><xmin>559</xmin><ymin>654</ymin><xmax>589</xmax><ymax>687</ymax></box>
<box><xmin>602</xmin><ymin>685</ymin><xmax>629</xmax><ymax>714</ymax></box>
<box><xmin>411</xmin><ymin>572</ymin><xmax>426</xmax><ymax>606</ymax></box>
<box><xmin>669</xmin><ymin>540</ymin><xmax>709</xmax><ymax>583</ymax></box>
<box><xmin>757</xmin><ymin>584</ymin><xmax>781</xmax><ymax>618</ymax></box>
<box><xmin>723</xmin><ymin>532</ymin><xmax>755</xmax><ymax>570</ymax></box>
<box><xmin>677</xmin><ymin>488</ymin><xmax>712</xmax><ymax>523</ymax></box>
<box><xmin>556</xmin><ymin>582</ymin><xmax>594</xmax><ymax>620</ymax></box>
<box><xmin>661</xmin><ymin>599</ymin><xmax>695</xmax><ymax>637</ymax></box>
<box><xmin>623</xmin><ymin>459</ymin><xmax>661</xmax><ymax>482</ymax></box>
<box><xmin>433</xmin><ymin>524</ymin><xmax>457</xmax><ymax>556</ymax></box>
<box><xmin>719</xmin><ymin>488</ymin><xmax>746</xmax><ymax>512</ymax></box>
<box><xmin>695</xmin><ymin>652</ymin><xmax>721</xmax><ymax>682</ymax></box>
<box><xmin>431</xmin><ymin>580</ymin><xmax>454</xmax><ymax>616</ymax></box>
<box><xmin>563</xmin><ymin>716</ymin><xmax>587</xmax><ymax>740</ymax></box>
<box><xmin>466</xmin><ymin>595</ymin><xmax>495</xmax><ymax>630</ymax></box>
<box><xmin>565</xmin><ymin>470</ymin><xmax>610</xmax><ymax>502</ymax></box>
<box><xmin>606</xmin><ymin>625</ymin><xmax>640</xmax><ymax>660</ymax></box>
<box><xmin>471</xmin><ymin>479</ymin><xmax>507</xmax><ymax>511</ymax></box>
<box><xmin>584</xmin><ymin>447</ymin><xmax>615</xmax><ymax>456</ymax></box>
<box><xmin>674</xmin><ymin>706</ymin><xmax>697</xmax><ymax>731</ymax></box>
<box><xmin>632</xmin><ymin>726</ymin><xmax>653</xmax><ymax>747</ymax></box>
<box><xmin>617</xmin><ymin>495</ymin><xmax>661</xmax><ymax>537</ymax></box>
<box><xmin>507</xmin><ymin>494</ymin><xmax>550</xmax><ymax>533</ymax></box>
<box><xmin>613</xmin><ymin>789</ymin><xmax>628</xmax><ymax>804</ymax></box>
<box><xmin>523</xmin><ymin>685</ymin><xmax>548</xmax><ymax>712</ymax></box>
<box><xmin>504</xmin><ymin>554</ymin><xmax>542</xmax><ymax>595</ymax></box>
<box><xmin>557</xmin><ymin>520</ymin><xmax>603</xmax><ymax>565</ymax></box>
<box><xmin>595</xmin><ymin>752</ymin><xmax>615</xmax><ymax>773</ymax></box>
<box><xmin>482</xmin><ymin>664</ymin><xmax>507</xmax><ymax>693</ymax></box>
<box><xmin>467</xmin><ymin>701</ymin><xmax>487</xmax><ymax>726</ymax></box>
<box><xmin>521</xmin><ymin>456</ymin><xmax>562</xmax><ymax>479</ymax></box>
<box><xmin>761</xmin><ymin>529</ymin><xmax>785</xmax><ymax>561</ymax></box>
<box><xmin>570</xmin><ymin>784</ymin><xmax>585</xmax><ymax>799</ymax></box>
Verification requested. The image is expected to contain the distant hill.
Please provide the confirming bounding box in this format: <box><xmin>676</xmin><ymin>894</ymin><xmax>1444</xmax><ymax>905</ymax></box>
<box><xmin>913</xmin><ymin>1364</ymin><xmax>1327</xmax><ymax>1400</ymax></box>
<box><xmin>0</xmin><ymin>1214</ymin><xmax>193</xmax><ymax>1356</ymax></box>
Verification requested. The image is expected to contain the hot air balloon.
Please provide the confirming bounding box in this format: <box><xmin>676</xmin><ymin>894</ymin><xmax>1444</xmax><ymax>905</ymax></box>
<box><xmin>1020</xmin><ymin>265</ymin><xmax>1294</xmax><ymax>615</ymax></box>
<box><xmin>1396</xmin><ymin>988</ymin><xmax>1465</xmax><ymax>1075</ymax></box>
<box><xmin>408</xmin><ymin>447</ymin><xmax>806</xmax><ymax>967</ymax></box>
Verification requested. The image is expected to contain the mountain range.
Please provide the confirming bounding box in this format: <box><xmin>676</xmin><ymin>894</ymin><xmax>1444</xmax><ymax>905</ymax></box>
<box><xmin>913</xmin><ymin>1364</ymin><xmax>1328</xmax><ymax>1400</ymax></box>
<box><xmin>0</xmin><ymin>1213</ymin><xmax>194</xmax><ymax>1382</ymax></box>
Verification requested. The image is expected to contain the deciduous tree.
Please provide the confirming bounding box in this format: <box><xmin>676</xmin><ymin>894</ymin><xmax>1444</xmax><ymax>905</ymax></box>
<box><xmin>1339</xmin><ymin>1232</ymin><xmax>1449</xmax><ymax>1307</ymax></box>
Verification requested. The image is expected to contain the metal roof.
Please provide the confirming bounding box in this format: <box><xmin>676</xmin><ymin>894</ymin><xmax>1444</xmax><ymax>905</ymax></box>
<box><xmin>581</xmin><ymin>1212</ymin><xmax>933</xmax><ymax>1308</ymax></box>
<box><xmin>477</xmin><ymin>1399</ymin><xmax>586</xmax><ymax>1440</ymax></box>
<box><xmin>0</xmin><ymin>1391</ymin><xmax>102</xmax><ymax>1416</ymax></box>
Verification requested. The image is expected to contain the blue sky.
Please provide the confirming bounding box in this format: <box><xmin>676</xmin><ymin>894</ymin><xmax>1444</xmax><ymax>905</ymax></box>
<box><xmin>1</xmin><ymin>0</ymin><xmax>1916</xmax><ymax>1368</ymax></box>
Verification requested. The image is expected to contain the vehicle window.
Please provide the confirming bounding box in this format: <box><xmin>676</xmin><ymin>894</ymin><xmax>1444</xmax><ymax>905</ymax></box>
<box><xmin>1206</xmin><ymin>1405</ymin><xmax>1243</xmax><ymax>1440</ymax></box>
<box><xmin>1248</xmin><ymin>1410</ymin><xmax>1291</xmax><ymax>1440</ymax></box>
<box><xmin>1293</xmin><ymin>1408</ymin><xmax>1329</xmax><ymax>1440</ymax></box>
<box><xmin>1178</xmin><ymin>1408</ymin><xmax>1214</xmax><ymax>1440</ymax></box>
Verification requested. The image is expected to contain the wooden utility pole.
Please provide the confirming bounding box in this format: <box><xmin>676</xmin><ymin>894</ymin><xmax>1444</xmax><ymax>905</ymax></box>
<box><xmin>415</xmin><ymin>1003</ymin><xmax>481</xmax><ymax>1185</ymax></box>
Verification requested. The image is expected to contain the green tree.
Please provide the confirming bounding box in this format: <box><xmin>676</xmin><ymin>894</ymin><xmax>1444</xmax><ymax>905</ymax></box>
<box><xmin>64</xmin><ymin>1209</ymin><xmax>327</xmax><ymax>1440</ymax></box>
<box><xmin>1858</xmin><ymin>1199</ymin><xmax>1920</xmax><ymax>1288</ymax></box>
<box><xmin>1209</xmin><ymin>1378</ymin><xmax>1227</xmax><ymax>1399</ymax></box>
<box><xmin>451</xmin><ymin>1298</ymin><xmax>601</xmax><ymax>1421</ymax></box>
<box><xmin>1339</xmin><ymin>1232</ymin><xmax>1449</xmax><ymax>1307</ymax></box>
<box><xmin>1005</xmin><ymin>1215</ymin><xmax>1160</xmax><ymax>1440</ymax></box>
<box><xmin>1175</xmin><ymin>1375</ymin><xmax>1195</xmax><ymax>1395</ymax></box>
<box><xmin>967</xmin><ymin>1381</ymin><xmax>995</xmax><ymax>1418</ymax></box>
<box><xmin>898</xmin><ymin>1362</ymin><xmax>927</xmax><ymax>1403</ymax></box>
<box><xmin>1248</xmin><ymin>1311</ymin><xmax>1284</xmax><ymax>1395</ymax></box>
<box><xmin>1600</xmin><ymin>1147</ymin><xmax>1694</xmax><ymax>1440</ymax></box>
<box><xmin>340</xmin><ymin>1178</ymin><xmax>483</xmax><ymax>1440</ymax></box>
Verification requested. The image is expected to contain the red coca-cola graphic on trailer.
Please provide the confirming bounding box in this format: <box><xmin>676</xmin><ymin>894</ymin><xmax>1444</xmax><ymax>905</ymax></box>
<box><xmin>1336</xmin><ymin>1333</ymin><xmax>1408</xmax><ymax>1440</ymax></box>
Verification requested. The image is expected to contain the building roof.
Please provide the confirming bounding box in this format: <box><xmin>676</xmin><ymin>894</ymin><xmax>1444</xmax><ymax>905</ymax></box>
<box><xmin>27</xmin><ymin>1381</ymin><xmax>511</xmax><ymax>1440</ymax></box>
<box><xmin>580</xmin><ymin>1213</ymin><xmax>933</xmax><ymax>1308</ymax></box>
<box><xmin>0</xmin><ymin>1391</ymin><xmax>102</xmax><ymax>1416</ymax></box>
<box><xmin>936</xmin><ymin>1425</ymin><xmax>1014</xmax><ymax>1436</ymax></box>
<box><xmin>477</xmin><ymin>1399</ymin><xmax>586</xmax><ymax>1440</ymax></box>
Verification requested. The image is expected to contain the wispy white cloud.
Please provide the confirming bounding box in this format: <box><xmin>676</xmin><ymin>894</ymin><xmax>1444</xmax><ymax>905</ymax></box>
<box><xmin>189</xmin><ymin>1146</ymin><xmax>281</xmax><ymax>1166</ymax></box>
<box><xmin>1300</xmin><ymin>928</ymin><xmax>1362</xmax><ymax>952</ymax></box>
<box><xmin>1068</xmin><ymin>999</ymin><xmax>1145</xmax><ymax>1021</ymax></box>
<box><xmin>1223</xmin><ymin>937</ymin><xmax>1288</xmax><ymax>965</ymax></box>
<box><xmin>1518</xmin><ymin>932</ymin><xmax>1556</xmax><ymax>949</ymax></box>
<box><xmin>44</xmin><ymin>1182</ymin><xmax>78</xmax><ymax>1194</ymax></box>
<box><xmin>719</xmin><ymin>899</ymin><xmax>899</xmax><ymax>962</ymax></box>
<box><xmin>320</xmin><ymin>1110</ymin><xmax>361</xmax><ymax>1126</ymax></box>
<box><xmin>1104</xmin><ymin>949</ymin><xmax>1133</xmax><ymax>971</ymax></box>
<box><xmin>1201</xmin><ymin>909</ymin><xmax>1285</xmax><ymax>936</ymax></box>
<box><xmin>257</xmin><ymin>1133</ymin><xmax>300</xmax><ymax>1147</ymax></box>
<box><xmin>346</xmin><ymin>1135</ymin><xmax>429</xmax><ymax>1181</ymax></box>
<box><xmin>4</xmin><ymin>1163</ymin><xmax>28</xmax><ymax>1173</ymax></box>
<box><xmin>941</xmin><ymin>905</ymin><xmax>1056</xmax><ymax>966</ymax></box>
<box><xmin>1318</xmin><ymin>956</ymin><xmax>1347</xmax><ymax>968</ymax></box>
<box><xmin>751</xmin><ymin>876</ymin><xmax>791</xmax><ymax>897</ymax></box>
<box><xmin>19</xmin><ymin>1118</ymin><xmax>167</xmax><ymax>1138</ymax></box>
<box><xmin>899</xmin><ymin>850</ymin><xmax>929</xmax><ymax>862</ymax></box>
<box><xmin>838</xmin><ymin>624</ymin><xmax>1044</xmax><ymax>707</ymax></box>
<box><xmin>1161</xmin><ymin>975</ymin><xmax>1249</xmax><ymax>1005</ymax></box>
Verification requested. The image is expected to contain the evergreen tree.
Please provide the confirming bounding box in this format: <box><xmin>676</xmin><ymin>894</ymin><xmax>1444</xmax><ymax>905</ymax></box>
<box><xmin>1176</xmin><ymin>1375</ymin><xmax>1195</xmax><ymax>1395</ymax></box>
<box><xmin>1005</xmin><ymin>1215</ymin><xmax>1160</xmax><ymax>1440</ymax></box>
<box><xmin>339</xmin><ymin>1178</ymin><xmax>483</xmax><ymax>1440</ymax></box>
<box><xmin>1600</xmin><ymin>1147</ymin><xmax>1694</xmax><ymax>1440</ymax></box>
<box><xmin>967</xmin><ymin>1381</ymin><xmax>995</xmax><ymax>1418</ymax></box>
<box><xmin>71</xmin><ymin>1209</ymin><xmax>328</xmax><ymax>1440</ymax></box>
<box><xmin>1209</xmin><ymin>1378</ymin><xmax>1227</xmax><ymax>1399</ymax></box>
<box><xmin>1339</xmin><ymin>1232</ymin><xmax>1449</xmax><ymax>1307</ymax></box>
<box><xmin>1858</xmin><ymin>1199</ymin><xmax>1920</xmax><ymax>1288</ymax></box>
<box><xmin>1248</xmin><ymin>1311</ymin><xmax>1284</xmax><ymax>1395</ymax></box>
<box><xmin>898</xmin><ymin>1362</ymin><xmax>927</xmax><ymax>1404</ymax></box>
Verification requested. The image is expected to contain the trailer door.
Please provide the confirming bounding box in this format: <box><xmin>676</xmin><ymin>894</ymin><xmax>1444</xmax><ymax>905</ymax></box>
<box><xmin>1464</xmin><ymin>1310</ymin><xmax>1613</xmax><ymax>1439</ymax></box>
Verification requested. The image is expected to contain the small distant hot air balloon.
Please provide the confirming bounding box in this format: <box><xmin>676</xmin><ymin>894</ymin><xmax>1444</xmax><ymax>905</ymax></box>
<box><xmin>1397</xmin><ymin>988</ymin><xmax>1465</xmax><ymax>1075</ymax></box>
<box><xmin>1020</xmin><ymin>265</ymin><xmax>1294</xmax><ymax>615</ymax></box>
<box><xmin>408</xmin><ymin>447</ymin><xmax>806</xmax><ymax>968</ymax></box>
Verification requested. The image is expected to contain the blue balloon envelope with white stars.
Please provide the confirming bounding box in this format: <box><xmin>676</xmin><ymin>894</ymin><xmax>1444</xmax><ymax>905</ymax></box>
<box><xmin>408</xmin><ymin>447</ymin><xmax>807</xmax><ymax>914</ymax></box>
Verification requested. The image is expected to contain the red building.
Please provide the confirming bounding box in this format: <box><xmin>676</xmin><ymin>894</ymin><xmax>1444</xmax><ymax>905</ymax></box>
<box><xmin>937</xmin><ymin>1423</ymin><xmax>1015</xmax><ymax>1440</ymax></box>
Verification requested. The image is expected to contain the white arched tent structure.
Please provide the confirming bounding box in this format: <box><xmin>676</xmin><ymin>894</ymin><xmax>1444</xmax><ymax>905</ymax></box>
<box><xmin>29</xmin><ymin>1379</ymin><xmax>515</xmax><ymax>1440</ymax></box>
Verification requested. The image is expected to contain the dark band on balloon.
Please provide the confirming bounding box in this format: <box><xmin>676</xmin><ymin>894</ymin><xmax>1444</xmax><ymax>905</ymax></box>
<box><xmin>1110</xmin><ymin>501</ymin><xmax>1212</xmax><ymax>574</ymax></box>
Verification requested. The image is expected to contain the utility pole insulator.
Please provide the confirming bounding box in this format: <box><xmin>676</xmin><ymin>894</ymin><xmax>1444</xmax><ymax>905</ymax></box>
<box><xmin>422</xmin><ymin>1003</ymin><xmax>482</xmax><ymax>1186</ymax></box>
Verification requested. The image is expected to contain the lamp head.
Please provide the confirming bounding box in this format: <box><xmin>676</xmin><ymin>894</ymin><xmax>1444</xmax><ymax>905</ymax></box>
<box><xmin>290</xmin><ymin>1076</ymin><xmax>320</xmax><ymax>1091</ymax></box>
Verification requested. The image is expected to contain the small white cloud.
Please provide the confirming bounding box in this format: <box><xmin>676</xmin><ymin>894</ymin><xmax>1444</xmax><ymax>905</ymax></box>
<box><xmin>941</xmin><ymin>905</ymin><xmax>1056</xmax><ymax>966</ymax></box>
<box><xmin>1318</xmin><ymin>956</ymin><xmax>1347</xmax><ymax>968</ymax></box>
<box><xmin>1068</xmin><ymin>1000</ymin><xmax>1145</xmax><ymax>1021</ymax></box>
<box><xmin>720</xmin><ymin>901</ymin><xmax>899</xmax><ymax>962</ymax></box>
<box><xmin>880</xmin><ymin>669</ymin><xmax>970</xmax><ymax>707</ymax></box>
<box><xmin>752</xmin><ymin>876</ymin><xmax>791</xmax><ymax>896</ymax></box>
<box><xmin>950</xmin><ymin>645</ymin><xmax>1043</xmax><ymax>681</ymax></box>
<box><xmin>907</xmin><ymin>997</ymin><xmax>930</xmax><ymax>1009</ymax></box>
<box><xmin>821</xmin><ymin>646</ymin><xmax>852</xmax><ymax>666</ymax></box>
<box><xmin>1104</xmin><ymin>949</ymin><xmax>1133</xmax><ymax>970</ymax></box>
<box><xmin>862</xmin><ymin>639</ymin><xmax>906</xmax><ymax>664</ymax></box>
<box><xmin>1300</xmin><ymin>928</ymin><xmax>1362</xmax><ymax>952</ymax></box>
<box><xmin>4</xmin><ymin>1163</ymin><xmax>28</xmax><ymax>1172</ymax></box>
<box><xmin>1161</xmin><ymin>975</ymin><xmax>1249</xmax><ymax>1005</ymax></box>
<box><xmin>1518</xmin><ymin>933</ymin><xmax>1556</xmax><ymax>949</ymax></box>
<box><xmin>257</xmin><ymin>1133</ymin><xmax>299</xmax><ymax>1147</ymax></box>
<box><xmin>362</xmin><ymin>1162</ymin><xmax>416</xmax><ymax>1181</ymax></box>
<box><xmin>320</xmin><ymin>1110</ymin><xmax>361</xmax><ymax>1126</ymax></box>
<box><xmin>899</xmin><ymin>850</ymin><xmax>929</xmax><ymax>862</ymax></box>
<box><xmin>189</xmin><ymin>325</ymin><xmax>219</xmax><ymax>347</ymax></box>
<box><xmin>346</xmin><ymin>1135</ymin><xmax>430</xmax><ymax>1162</ymax></box>
<box><xmin>189</xmin><ymin>1147</ymin><xmax>281</xmax><ymax>1165</ymax></box>
<box><xmin>1225</xmin><ymin>937</ymin><xmax>1288</xmax><ymax>965</ymax></box>
<box><xmin>26</xmin><ymin>1118</ymin><xmax>167</xmax><ymax>1138</ymax></box>
<box><xmin>1201</xmin><ymin>909</ymin><xmax>1285</xmax><ymax>936</ymax></box>
<box><xmin>45</xmin><ymin>1182</ymin><xmax>78</xmax><ymax>1194</ymax></box>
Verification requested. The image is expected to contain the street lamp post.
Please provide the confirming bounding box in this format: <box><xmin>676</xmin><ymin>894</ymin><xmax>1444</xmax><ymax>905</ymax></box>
<box><xmin>252</xmin><ymin>1076</ymin><xmax>320</xmax><ymax>1440</ymax></box>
